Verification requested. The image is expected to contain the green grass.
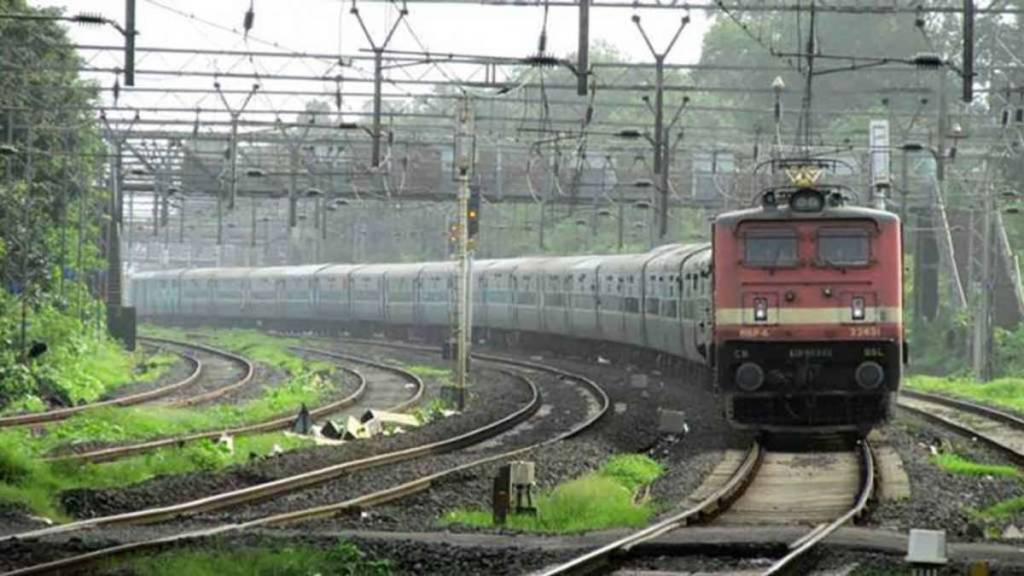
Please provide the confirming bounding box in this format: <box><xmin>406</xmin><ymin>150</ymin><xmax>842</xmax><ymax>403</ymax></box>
<box><xmin>441</xmin><ymin>454</ymin><xmax>664</xmax><ymax>533</ymax></box>
<box><xmin>0</xmin><ymin>326</ymin><xmax>345</xmax><ymax>520</ymax></box>
<box><xmin>404</xmin><ymin>364</ymin><xmax>453</xmax><ymax>379</ymax></box>
<box><xmin>132</xmin><ymin>351</ymin><xmax>178</xmax><ymax>383</ymax></box>
<box><xmin>110</xmin><ymin>539</ymin><xmax>391</xmax><ymax>576</ymax></box>
<box><xmin>976</xmin><ymin>495</ymin><xmax>1024</xmax><ymax>521</ymax></box>
<box><xmin>0</xmin><ymin>428</ymin><xmax>314</xmax><ymax>522</ymax></box>
<box><xmin>931</xmin><ymin>453</ymin><xmax>1021</xmax><ymax>478</ymax></box>
<box><xmin>906</xmin><ymin>374</ymin><xmax>1024</xmax><ymax>413</ymax></box>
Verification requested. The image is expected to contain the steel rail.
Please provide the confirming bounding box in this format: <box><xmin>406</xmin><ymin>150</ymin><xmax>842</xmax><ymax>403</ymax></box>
<box><xmin>898</xmin><ymin>389</ymin><xmax>1024</xmax><ymax>466</ymax></box>
<box><xmin>2</xmin><ymin>366</ymin><xmax>545</xmax><ymax>576</ymax></box>
<box><xmin>43</xmin><ymin>347</ymin><xmax>374</xmax><ymax>464</ymax></box>
<box><xmin>139</xmin><ymin>337</ymin><xmax>256</xmax><ymax>408</ymax></box>
<box><xmin>538</xmin><ymin>442</ymin><xmax>762</xmax><ymax>576</ymax></box>
<box><xmin>759</xmin><ymin>441</ymin><xmax>876</xmax><ymax>576</ymax></box>
<box><xmin>7</xmin><ymin>351</ymin><xmax>548</xmax><ymax>543</ymax></box>
<box><xmin>0</xmin><ymin>344</ymin><xmax>203</xmax><ymax>428</ymax></box>
<box><xmin>3</xmin><ymin>354</ymin><xmax>609</xmax><ymax>576</ymax></box>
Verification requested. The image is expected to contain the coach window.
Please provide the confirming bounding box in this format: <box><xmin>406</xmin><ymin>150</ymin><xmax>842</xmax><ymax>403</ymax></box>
<box><xmin>818</xmin><ymin>228</ymin><xmax>870</xmax><ymax>266</ymax></box>
<box><xmin>743</xmin><ymin>230</ymin><xmax>798</xmax><ymax>267</ymax></box>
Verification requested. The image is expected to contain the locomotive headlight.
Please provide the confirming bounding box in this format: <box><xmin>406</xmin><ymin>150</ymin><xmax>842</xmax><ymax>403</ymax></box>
<box><xmin>851</xmin><ymin>296</ymin><xmax>866</xmax><ymax>321</ymax></box>
<box><xmin>753</xmin><ymin>297</ymin><xmax>768</xmax><ymax>322</ymax></box>
<box><xmin>789</xmin><ymin>189</ymin><xmax>825</xmax><ymax>212</ymax></box>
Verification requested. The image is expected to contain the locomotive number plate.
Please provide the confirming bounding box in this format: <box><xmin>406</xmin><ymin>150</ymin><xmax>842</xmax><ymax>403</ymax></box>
<box><xmin>739</xmin><ymin>328</ymin><xmax>771</xmax><ymax>338</ymax></box>
<box><xmin>849</xmin><ymin>326</ymin><xmax>882</xmax><ymax>337</ymax></box>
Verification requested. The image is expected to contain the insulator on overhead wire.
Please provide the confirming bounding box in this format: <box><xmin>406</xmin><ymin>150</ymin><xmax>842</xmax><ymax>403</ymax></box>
<box><xmin>73</xmin><ymin>13</ymin><xmax>105</xmax><ymax>25</ymax></box>
<box><xmin>243</xmin><ymin>1</ymin><xmax>255</xmax><ymax>37</ymax></box>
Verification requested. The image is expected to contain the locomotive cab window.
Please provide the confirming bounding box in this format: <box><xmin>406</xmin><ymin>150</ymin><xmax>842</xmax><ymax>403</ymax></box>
<box><xmin>743</xmin><ymin>230</ymin><xmax>798</xmax><ymax>267</ymax></box>
<box><xmin>818</xmin><ymin>228</ymin><xmax>870</xmax><ymax>266</ymax></box>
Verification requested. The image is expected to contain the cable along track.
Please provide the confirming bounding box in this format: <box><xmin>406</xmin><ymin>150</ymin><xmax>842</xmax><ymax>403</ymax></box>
<box><xmin>3</xmin><ymin>354</ymin><xmax>608</xmax><ymax>576</ymax></box>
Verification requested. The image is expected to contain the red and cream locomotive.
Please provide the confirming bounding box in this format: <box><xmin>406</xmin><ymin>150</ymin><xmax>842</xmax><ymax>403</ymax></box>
<box><xmin>711</xmin><ymin>162</ymin><xmax>904</xmax><ymax>433</ymax></box>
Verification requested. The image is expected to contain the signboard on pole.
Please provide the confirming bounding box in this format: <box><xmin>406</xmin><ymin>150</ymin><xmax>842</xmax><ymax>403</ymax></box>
<box><xmin>869</xmin><ymin>119</ymin><xmax>891</xmax><ymax>188</ymax></box>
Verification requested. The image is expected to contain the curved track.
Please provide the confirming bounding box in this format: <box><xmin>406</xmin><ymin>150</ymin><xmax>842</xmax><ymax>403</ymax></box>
<box><xmin>45</xmin><ymin>345</ymin><xmax>423</xmax><ymax>464</ymax></box>
<box><xmin>139</xmin><ymin>337</ymin><xmax>255</xmax><ymax>407</ymax></box>
<box><xmin>0</xmin><ymin>344</ymin><xmax>202</xmax><ymax>429</ymax></box>
<box><xmin>2</xmin><ymin>354</ymin><xmax>609</xmax><ymax>576</ymax></box>
<box><xmin>899</xmin><ymin>389</ymin><xmax>1024</xmax><ymax>464</ymax></box>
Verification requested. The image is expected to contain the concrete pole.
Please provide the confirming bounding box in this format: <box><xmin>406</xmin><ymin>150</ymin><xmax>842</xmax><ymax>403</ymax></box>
<box><xmin>453</xmin><ymin>97</ymin><xmax>474</xmax><ymax>411</ymax></box>
<box><xmin>372</xmin><ymin>51</ymin><xmax>383</xmax><ymax>167</ymax></box>
<box><xmin>973</xmin><ymin>171</ymin><xmax>993</xmax><ymax>381</ymax></box>
<box><xmin>654</xmin><ymin>57</ymin><xmax>667</xmax><ymax>239</ymax></box>
<box><xmin>228</xmin><ymin>115</ymin><xmax>239</xmax><ymax>210</ymax></box>
<box><xmin>617</xmin><ymin>182</ymin><xmax>624</xmax><ymax>252</ymax></box>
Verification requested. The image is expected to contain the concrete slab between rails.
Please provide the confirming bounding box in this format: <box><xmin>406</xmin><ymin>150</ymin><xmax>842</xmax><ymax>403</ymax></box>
<box><xmin>263</xmin><ymin>527</ymin><xmax>1024</xmax><ymax>565</ymax></box>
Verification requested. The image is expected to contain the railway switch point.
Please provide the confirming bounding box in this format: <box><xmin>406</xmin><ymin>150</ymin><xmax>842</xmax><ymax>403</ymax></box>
<box><xmin>905</xmin><ymin>529</ymin><xmax>947</xmax><ymax>574</ymax></box>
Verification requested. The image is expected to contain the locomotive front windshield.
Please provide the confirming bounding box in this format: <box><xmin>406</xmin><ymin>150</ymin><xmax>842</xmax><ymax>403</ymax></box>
<box><xmin>744</xmin><ymin>232</ymin><xmax>798</xmax><ymax>267</ymax></box>
<box><xmin>818</xmin><ymin>229</ymin><xmax>870</xmax><ymax>266</ymax></box>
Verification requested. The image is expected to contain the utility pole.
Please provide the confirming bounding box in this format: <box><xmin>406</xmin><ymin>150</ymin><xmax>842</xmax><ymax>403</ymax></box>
<box><xmin>577</xmin><ymin>0</ymin><xmax>590</xmax><ymax>96</ymax></box>
<box><xmin>973</xmin><ymin>162</ymin><xmax>994</xmax><ymax>381</ymax></box>
<box><xmin>632</xmin><ymin>12</ymin><xmax>688</xmax><ymax>240</ymax></box>
<box><xmin>452</xmin><ymin>95</ymin><xmax>475</xmax><ymax>411</ymax></box>
<box><xmin>100</xmin><ymin>113</ymin><xmax>138</xmax><ymax>347</ymax></box>
<box><xmin>215</xmin><ymin>81</ymin><xmax>259</xmax><ymax>210</ymax></box>
<box><xmin>124</xmin><ymin>0</ymin><xmax>136</xmax><ymax>86</ymax></box>
<box><xmin>351</xmin><ymin>4</ymin><xmax>407</xmax><ymax>168</ymax></box>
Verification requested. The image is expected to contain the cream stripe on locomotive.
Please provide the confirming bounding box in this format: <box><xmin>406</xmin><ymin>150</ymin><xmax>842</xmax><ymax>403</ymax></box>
<box><xmin>715</xmin><ymin>306</ymin><xmax>903</xmax><ymax>326</ymax></box>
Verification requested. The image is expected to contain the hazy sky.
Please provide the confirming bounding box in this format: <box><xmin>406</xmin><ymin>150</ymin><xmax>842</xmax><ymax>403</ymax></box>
<box><xmin>27</xmin><ymin>1</ymin><xmax>714</xmax><ymax>116</ymax></box>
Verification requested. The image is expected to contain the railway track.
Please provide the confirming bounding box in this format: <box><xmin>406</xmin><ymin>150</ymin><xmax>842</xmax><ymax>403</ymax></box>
<box><xmin>138</xmin><ymin>337</ymin><xmax>255</xmax><ymax>407</ymax></box>
<box><xmin>3</xmin><ymin>354</ymin><xmax>608</xmax><ymax>576</ymax></box>
<box><xmin>899</xmin><ymin>389</ymin><xmax>1024</xmax><ymax>464</ymax></box>
<box><xmin>540</xmin><ymin>440</ymin><xmax>875</xmax><ymax>576</ymax></box>
<box><xmin>43</xmin><ymin>346</ymin><xmax>383</xmax><ymax>464</ymax></box>
<box><xmin>0</xmin><ymin>342</ymin><xmax>206</xmax><ymax>429</ymax></box>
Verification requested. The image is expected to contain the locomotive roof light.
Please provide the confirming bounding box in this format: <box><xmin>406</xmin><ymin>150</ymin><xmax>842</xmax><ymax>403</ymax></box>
<box><xmin>789</xmin><ymin>189</ymin><xmax>826</xmax><ymax>213</ymax></box>
<box><xmin>761</xmin><ymin>191</ymin><xmax>777</xmax><ymax>209</ymax></box>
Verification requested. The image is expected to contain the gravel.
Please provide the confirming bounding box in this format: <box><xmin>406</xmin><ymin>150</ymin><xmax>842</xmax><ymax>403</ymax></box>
<box><xmin>867</xmin><ymin>409</ymin><xmax>1024</xmax><ymax>541</ymax></box>
<box><xmin>59</xmin><ymin>363</ymin><xmax>530</xmax><ymax>520</ymax></box>
<box><xmin>280</xmin><ymin>339</ymin><xmax>741</xmax><ymax>536</ymax></box>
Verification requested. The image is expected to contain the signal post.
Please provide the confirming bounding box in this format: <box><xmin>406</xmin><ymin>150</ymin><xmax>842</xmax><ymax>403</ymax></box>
<box><xmin>452</xmin><ymin>96</ymin><xmax>476</xmax><ymax>411</ymax></box>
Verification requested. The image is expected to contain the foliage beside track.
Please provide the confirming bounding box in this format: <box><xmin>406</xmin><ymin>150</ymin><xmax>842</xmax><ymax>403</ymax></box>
<box><xmin>931</xmin><ymin>453</ymin><xmax>1020</xmax><ymax>479</ymax></box>
<box><xmin>110</xmin><ymin>539</ymin><xmax>392</xmax><ymax>576</ymax></box>
<box><xmin>0</xmin><ymin>327</ymin><xmax>343</xmax><ymax>520</ymax></box>
<box><xmin>906</xmin><ymin>375</ymin><xmax>1024</xmax><ymax>414</ymax></box>
<box><xmin>0</xmin><ymin>431</ymin><xmax>311</xmax><ymax>521</ymax></box>
<box><xmin>0</xmin><ymin>292</ymin><xmax>179</xmax><ymax>414</ymax></box>
<box><xmin>442</xmin><ymin>454</ymin><xmax>663</xmax><ymax>533</ymax></box>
